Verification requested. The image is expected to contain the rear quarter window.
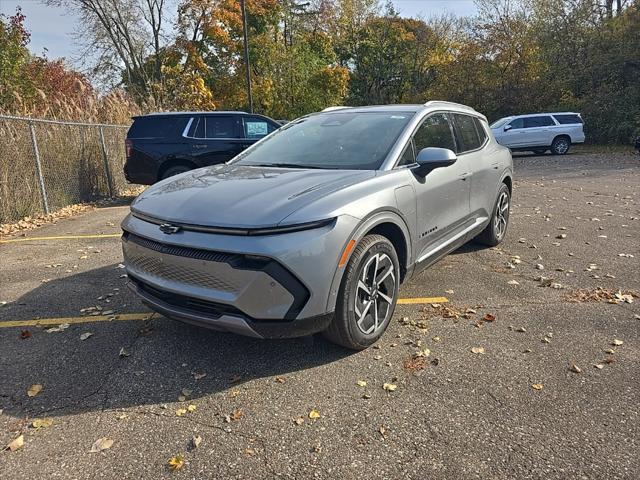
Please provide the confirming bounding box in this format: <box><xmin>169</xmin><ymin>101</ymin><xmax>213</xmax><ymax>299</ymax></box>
<box><xmin>453</xmin><ymin>114</ymin><xmax>482</xmax><ymax>152</ymax></box>
<box><xmin>128</xmin><ymin>117</ymin><xmax>184</xmax><ymax>138</ymax></box>
<box><xmin>553</xmin><ymin>114</ymin><xmax>583</xmax><ymax>125</ymax></box>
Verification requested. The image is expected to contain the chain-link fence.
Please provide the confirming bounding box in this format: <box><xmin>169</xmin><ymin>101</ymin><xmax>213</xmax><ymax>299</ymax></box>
<box><xmin>0</xmin><ymin>115</ymin><xmax>134</xmax><ymax>224</ymax></box>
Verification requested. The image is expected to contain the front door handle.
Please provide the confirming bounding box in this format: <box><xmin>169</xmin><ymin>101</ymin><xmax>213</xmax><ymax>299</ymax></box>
<box><xmin>459</xmin><ymin>172</ymin><xmax>470</xmax><ymax>180</ymax></box>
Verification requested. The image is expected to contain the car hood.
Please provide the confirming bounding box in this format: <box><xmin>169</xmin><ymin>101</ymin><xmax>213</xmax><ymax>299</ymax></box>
<box><xmin>131</xmin><ymin>164</ymin><xmax>375</xmax><ymax>228</ymax></box>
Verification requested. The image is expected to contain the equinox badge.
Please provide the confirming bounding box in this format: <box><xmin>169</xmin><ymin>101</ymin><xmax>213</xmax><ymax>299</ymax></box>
<box><xmin>159</xmin><ymin>223</ymin><xmax>181</xmax><ymax>234</ymax></box>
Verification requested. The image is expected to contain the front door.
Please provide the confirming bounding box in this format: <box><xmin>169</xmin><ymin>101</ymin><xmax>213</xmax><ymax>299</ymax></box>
<box><xmin>408</xmin><ymin>112</ymin><xmax>471</xmax><ymax>264</ymax></box>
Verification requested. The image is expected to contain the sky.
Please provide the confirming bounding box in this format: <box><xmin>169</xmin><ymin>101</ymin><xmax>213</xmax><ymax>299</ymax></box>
<box><xmin>0</xmin><ymin>0</ymin><xmax>478</xmax><ymax>67</ymax></box>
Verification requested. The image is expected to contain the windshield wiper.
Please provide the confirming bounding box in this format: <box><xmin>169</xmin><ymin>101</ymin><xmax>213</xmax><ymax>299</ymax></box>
<box><xmin>250</xmin><ymin>163</ymin><xmax>332</xmax><ymax>170</ymax></box>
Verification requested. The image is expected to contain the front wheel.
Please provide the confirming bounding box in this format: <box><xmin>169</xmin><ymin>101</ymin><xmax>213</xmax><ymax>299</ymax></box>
<box><xmin>323</xmin><ymin>234</ymin><xmax>400</xmax><ymax>350</ymax></box>
<box><xmin>476</xmin><ymin>183</ymin><xmax>511</xmax><ymax>246</ymax></box>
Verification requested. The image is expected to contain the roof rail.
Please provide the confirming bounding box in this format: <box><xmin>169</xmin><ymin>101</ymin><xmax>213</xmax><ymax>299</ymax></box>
<box><xmin>321</xmin><ymin>106</ymin><xmax>352</xmax><ymax>112</ymax></box>
<box><xmin>423</xmin><ymin>101</ymin><xmax>478</xmax><ymax>113</ymax></box>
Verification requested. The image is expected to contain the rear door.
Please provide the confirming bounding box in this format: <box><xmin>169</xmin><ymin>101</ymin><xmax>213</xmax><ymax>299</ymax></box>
<box><xmin>523</xmin><ymin>115</ymin><xmax>556</xmax><ymax>146</ymax></box>
<box><xmin>185</xmin><ymin>115</ymin><xmax>245</xmax><ymax>166</ymax></box>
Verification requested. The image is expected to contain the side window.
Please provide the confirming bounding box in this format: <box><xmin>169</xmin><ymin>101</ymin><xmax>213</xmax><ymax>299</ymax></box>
<box><xmin>553</xmin><ymin>114</ymin><xmax>583</xmax><ymax>125</ymax></box>
<box><xmin>244</xmin><ymin>116</ymin><xmax>277</xmax><ymax>139</ymax></box>
<box><xmin>188</xmin><ymin>117</ymin><xmax>205</xmax><ymax>138</ymax></box>
<box><xmin>205</xmin><ymin>116</ymin><xmax>236</xmax><ymax>138</ymax></box>
<box><xmin>473</xmin><ymin>117</ymin><xmax>488</xmax><ymax>145</ymax></box>
<box><xmin>509</xmin><ymin>118</ymin><xmax>524</xmax><ymax>129</ymax></box>
<box><xmin>523</xmin><ymin>116</ymin><xmax>555</xmax><ymax>128</ymax></box>
<box><xmin>413</xmin><ymin>113</ymin><xmax>456</xmax><ymax>154</ymax></box>
<box><xmin>453</xmin><ymin>114</ymin><xmax>482</xmax><ymax>152</ymax></box>
<box><xmin>397</xmin><ymin>141</ymin><xmax>415</xmax><ymax>167</ymax></box>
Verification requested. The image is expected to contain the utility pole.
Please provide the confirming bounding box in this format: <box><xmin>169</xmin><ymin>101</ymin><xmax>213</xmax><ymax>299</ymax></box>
<box><xmin>240</xmin><ymin>0</ymin><xmax>253</xmax><ymax>113</ymax></box>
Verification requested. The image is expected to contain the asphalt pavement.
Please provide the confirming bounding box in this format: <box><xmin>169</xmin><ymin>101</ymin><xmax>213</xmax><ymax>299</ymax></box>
<box><xmin>1</xmin><ymin>150</ymin><xmax>638</xmax><ymax>479</ymax></box>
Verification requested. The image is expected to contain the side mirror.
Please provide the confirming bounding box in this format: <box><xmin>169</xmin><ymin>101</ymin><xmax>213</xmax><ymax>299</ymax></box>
<box><xmin>413</xmin><ymin>147</ymin><xmax>457</xmax><ymax>176</ymax></box>
<box><xmin>504</xmin><ymin>124</ymin><xmax>512</xmax><ymax>131</ymax></box>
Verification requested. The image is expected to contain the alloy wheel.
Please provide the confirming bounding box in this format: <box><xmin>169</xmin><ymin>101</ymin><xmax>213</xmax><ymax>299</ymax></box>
<box><xmin>354</xmin><ymin>253</ymin><xmax>396</xmax><ymax>335</ymax></box>
<box><xmin>554</xmin><ymin>138</ymin><xmax>569</xmax><ymax>154</ymax></box>
<box><xmin>494</xmin><ymin>191</ymin><xmax>510</xmax><ymax>240</ymax></box>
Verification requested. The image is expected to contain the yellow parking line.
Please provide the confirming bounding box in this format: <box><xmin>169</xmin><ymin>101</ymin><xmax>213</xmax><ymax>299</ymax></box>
<box><xmin>0</xmin><ymin>297</ymin><xmax>448</xmax><ymax>329</ymax></box>
<box><xmin>0</xmin><ymin>313</ymin><xmax>152</xmax><ymax>328</ymax></box>
<box><xmin>0</xmin><ymin>233</ymin><xmax>121</xmax><ymax>244</ymax></box>
<box><xmin>397</xmin><ymin>296</ymin><xmax>449</xmax><ymax>305</ymax></box>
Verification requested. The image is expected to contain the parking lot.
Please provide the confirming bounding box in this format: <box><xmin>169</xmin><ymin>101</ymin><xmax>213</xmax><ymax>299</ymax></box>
<box><xmin>1</xmin><ymin>151</ymin><xmax>638</xmax><ymax>479</ymax></box>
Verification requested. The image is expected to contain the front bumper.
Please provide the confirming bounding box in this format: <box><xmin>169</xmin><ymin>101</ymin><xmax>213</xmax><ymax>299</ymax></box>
<box><xmin>121</xmin><ymin>213</ymin><xmax>359</xmax><ymax>337</ymax></box>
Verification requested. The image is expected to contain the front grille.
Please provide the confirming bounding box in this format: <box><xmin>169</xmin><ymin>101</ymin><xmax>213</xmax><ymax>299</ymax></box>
<box><xmin>125</xmin><ymin>232</ymin><xmax>241</xmax><ymax>264</ymax></box>
<box><xmin>124</xmin><ymin>249</ymin><xmax>241</xmax><ymax>292</ymax></box>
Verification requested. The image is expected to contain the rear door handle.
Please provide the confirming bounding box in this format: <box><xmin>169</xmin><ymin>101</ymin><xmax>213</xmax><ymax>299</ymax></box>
<box><xmin>193</xmin><ymin>144</ymin><xmax>207</xmax><ymax>149</ymax></box>
<box><xmin>459</xmin><ymin>172</ymin><xmax>470</xmax><ymax>180</ymax></box>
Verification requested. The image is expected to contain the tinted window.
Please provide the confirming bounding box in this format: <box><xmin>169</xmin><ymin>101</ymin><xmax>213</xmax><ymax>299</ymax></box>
<box><xmin>235</xmin><ymin>112</ymin><xmax>413</xmax><ymax>170</ymax></box>
<box><xmin>205</xmin><ymin>116</ymin><xmax>236</xmax><ymax>138</ymax></box>
<box><xmin>397</xmin><ymin>142</ymin><xmax>415</xmax><ymax>167</ymax></box>
<box><xmin>414</xmin><ymin>113</ymin><xmax>456</xmax><ymax>153</ymax></box>
<box><xmin>187</xmin><ymin>117</ymin><xmax>205</xmax><ymax>138</ymax></box>
<box><xmin>128</xmin><ymin>117</ymin><xmax>181</xmax><ymax>138</ymax></box>
<box><xmin>509</xmin><ymin>118</ymin><xmax>524</xmax><ymax>129</ymax></box>
<box><xmin>453</xmin><ymin>114</ymin><xmax>482</xmax><ymax>152</ymax></box>
<box><xmin>524</xmin><ymin>116</ymin><xmax>555</xmax><ymax>128</ymax></box>
<box><xmin>244</xmin><ymin>116</ymin><xmax>278</xmax><ymax>139</ymax></box>
<box><xmin>553</xmin><ymin>114</ymin><xmax>583</xmax><ymax>125</ymax></box>
<box><xmin>474</xmin><ymin>117</ymin><xmax>488</xmax><ymax>144</ymax></box>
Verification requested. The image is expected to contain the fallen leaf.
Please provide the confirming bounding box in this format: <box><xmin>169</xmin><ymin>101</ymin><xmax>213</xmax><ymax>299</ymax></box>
<box><xmin>308</xmin><ymin>409</ymin><xmax>321</xmax><ymax>419</ymax></box>
<box><xmin>46</xmin><ymin>323</ymin><xmax>70</xmax><ymax>333</ymax></box>
<box><xmin>471</xmin><ymin>347</ymin><xmax>485</xmax><ymax>354</ymax></box>
<box><xmin>187</xmin><ymin>404</ymin><xmax>196</xmax><ymax>413</ymax></box>
<box><xmin>531</xmin><ymin>383</ymin><xmax>544</xmax><ymax>390</ymax></box>
<box><xmin>168</xmin><ymin>454</ymin><xmax>185</xmax><ymax>471</ymax></box>
<box><xmin>507</xmin><ymin>280</ymin><xmax>520</xmax><ymax>285</ymax></box>
<box><xmin>231</xmin><ymin>409</ymin><xmax>243</xmax><ymax>421</ymax></box>
<box><xmin>192</xmin><ymin>371</ymin><xmax>206</xmax><ymax>380</ymax></box>
<box><xmin>27</xmin><ymin>384</ymin><xmax>43</xmax><ymax>397</ymax></box>
<box><xmin>293</xmin><ymin>417</ymin><xmax>305</xmax><ymax>425</ymax></box>
<box><xmin>275</xmin><ymin>376</ymin><xmax>285</xmax><ymax>384</ymax></box>
<box><xmin>5</xmin><ymin>435</ymin><xmax>24</xmax><ymax>452</ymax></box>
<box><xmin>514</xmin><ymin>326</ymin><xmax>527</xmax><ymax>333</ymax></box>
<box><xmin>31</xmin><ymin>418</ymin><xmax>53</xmax><ymax>429</ymax></box>
<box><xmin>536</xmin><ymin>264</ymin><xmax>544</xmax><ymax>270</ymax></box>
<box><xmin>119</xmin><ymin>347</ymin><xmax>130</xmax><ymax>358</ymax></box>
<box><xmin>191</xmin><ymin>435</ymin><xmax>202</xmax><ymax>449</ymax></box>
<box><xmin>378</xmin><ymin>425</ymin><xmax>387</xmax><ymax>438</ymax></box>
<box><xmin>383</xmin><ymin>383</ymin><xmax>397</xmax><ymax>392</ymax></box>
<box><xmin>181</xmin><ymin>388</ymin><xmax>192</xmax><ymax>398</ymax></box>
<box><xmin>445</xmin><ymin>289</ymin><xmax>454</xmax><ymax>294</ymax></box>
<box><xmin>482</xmin><ymin>313</ymin><xmax>496</xmax><ymax>323</ymax></box>
<box><xmin>356</xmin><ymin>380</ymin><xmax>367</xmax><ymax>387</ymax></box>
<box><xmin>20</xmin><ymin>330</ymin><xmax>32</xmax><ymax>339</ymax></box>
<box><xmin>229</xmin><ymin>375</ymin><xmax>242</xmax><ymax>384</ymax></box>
<box><xmin>79</xmin><ymin>332</ymin><xmax>93</xmax><ymax>341</ymax></box>
<box><xmin>569</xmin><ymin>364</ymin><xmax>582</xmax><ymax>374</ymax></box>
<box><xmin>612</xmin><ymin>339</ymin><xmax>624</xmax><ymax>346</ymax></box>
<box><xmin>175</xmin><ymin>408</ymin><xmax>187</xmax><ymax>417</ymax></box>
<box><xmin>90</xmin><ymin>437</ymin><xmax>114</xmax><ymax>452</ymax></box>
<box><xmin>593</xmin><ymin>364</ymin><xmax>604</xmax><ymax>369</ymax></box>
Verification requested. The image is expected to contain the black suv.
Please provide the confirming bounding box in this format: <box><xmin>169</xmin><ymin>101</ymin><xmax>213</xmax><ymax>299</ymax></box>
<box><xmin>124</xmin><ymin>111</ymin><xmax>281</xmax><ymax>184</ymax></box>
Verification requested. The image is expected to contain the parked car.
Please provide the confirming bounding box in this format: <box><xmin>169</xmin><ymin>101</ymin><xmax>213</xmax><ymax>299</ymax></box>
<box><xmin>121</xmin><ymin>101</ymin><xmax>513</xmax><ymax>349</ymax></box>
<box><xmin>124</xmin><ymin>111</ymin><xmax>281</xmax><ymax>184</ymax></box>
<box><xmin>490</xmin><ymin>112</ymin><xmax>585</xmax><ymax>155</ymax></box>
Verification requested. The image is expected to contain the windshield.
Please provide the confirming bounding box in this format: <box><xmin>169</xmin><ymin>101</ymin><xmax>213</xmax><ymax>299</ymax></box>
<box><xmin>233</xmin><ymin>111</ymin><xmax>414</xmax><ymax>170</ymax></box>
<box><xmin>490</xmin><ymin>117</ymin><xmax>511</xmax><ymax>129</ymax></box>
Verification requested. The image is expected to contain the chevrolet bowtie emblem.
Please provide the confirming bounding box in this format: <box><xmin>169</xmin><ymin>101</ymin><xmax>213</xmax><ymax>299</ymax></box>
<box><xmin>159</xmin><ymin>223</ymin><xmax>181</xmax><ymax>234</ymax></box>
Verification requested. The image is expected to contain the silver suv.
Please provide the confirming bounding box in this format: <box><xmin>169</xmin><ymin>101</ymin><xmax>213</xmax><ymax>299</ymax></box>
<box><xmin>491</xmin><ymin>112</ymin><xmax>585</xmax><ymax>155</ymax></box>
<box><xmin>121</xmin><ymin>101</ymin><xmax>513</xmax><ymax>349</ymax></box>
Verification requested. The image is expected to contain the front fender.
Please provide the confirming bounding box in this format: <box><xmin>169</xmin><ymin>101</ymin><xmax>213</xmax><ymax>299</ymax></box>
<box><xmin>324</xmin><ymin>210</ymin><xmax>413</xmax><ymax>313</ymax></box>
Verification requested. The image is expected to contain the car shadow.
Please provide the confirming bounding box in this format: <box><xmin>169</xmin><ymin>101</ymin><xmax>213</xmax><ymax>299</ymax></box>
<box><xmin>0</xmin><ymin>265</ymin><xmax>352</xmax><ymax>419</ymax></box>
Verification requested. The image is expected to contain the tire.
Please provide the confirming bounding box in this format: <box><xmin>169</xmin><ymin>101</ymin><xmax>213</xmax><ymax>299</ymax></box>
<box><xmin>533</xmin><ymin>149</ymin><xmax>547</xmax><ymax>155</ymax></box>
<box><xmin>476</xmin><ymin>183</ymin><xmax>511</xmax><ymax>246</ymax></box>
<box><xmin>160</xmin><ymin>165</ymin><xmax>192</xmax><ymax>180</ymax></box>
<box><xmin>550</xmin><ymin>136</ymin><xmax>571</xmax><ymax>155</ymax></box>
<box><xmin>323</xmin><ymin>234</ymin><xmax>400</xmax><ymax>350</ymax></box>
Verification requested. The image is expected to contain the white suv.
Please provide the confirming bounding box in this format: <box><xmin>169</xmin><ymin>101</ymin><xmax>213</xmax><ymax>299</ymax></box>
<box><xmin>491</xmin><ymin>112</ymin><xmax>585</xmax><ymax>155</ymax></box>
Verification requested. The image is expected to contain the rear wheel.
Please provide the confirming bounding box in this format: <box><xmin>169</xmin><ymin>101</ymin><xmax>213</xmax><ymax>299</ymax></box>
<box><xmin>323</xmin><ymin>234</ymin><xmax>400</xmax><ymax>350</ymax></box>
<box><xmin>551</xmin><ymin>136</ymin><xmax>571</xmax><ymax>155</ymax></box>
<box><xmin>160</xmin><ymin>164</ymin><xmax>192</xmax><ymax>180</ymax></box>
<box><xmin>476</xmin><ymin>183</ymin><xmax>510</xmax><ymax>246</ymax></box>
